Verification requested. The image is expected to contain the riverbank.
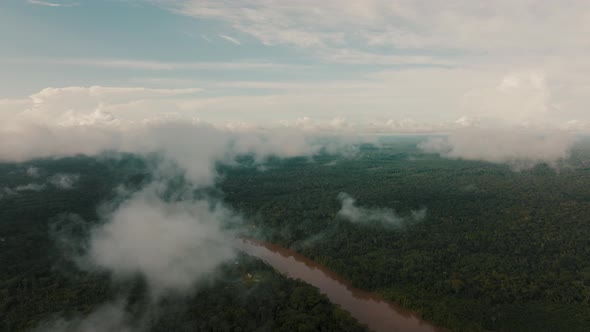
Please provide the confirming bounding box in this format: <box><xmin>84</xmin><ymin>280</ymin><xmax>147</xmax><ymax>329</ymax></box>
<box><xmin>238</xmin><ymin>239</ymin><xmax>445</xmax><ymax>332</ymax></box>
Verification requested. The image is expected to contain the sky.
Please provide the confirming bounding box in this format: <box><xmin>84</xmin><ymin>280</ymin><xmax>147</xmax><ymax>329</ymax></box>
<box><xmin>2</xmin><ymin>0</ymin><xmax>590</xmax><ymax>127</ymax></box>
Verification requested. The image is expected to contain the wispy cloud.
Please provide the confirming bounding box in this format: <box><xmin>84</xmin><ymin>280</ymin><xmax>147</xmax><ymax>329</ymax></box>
<box><xmin>337</xmin><ymin>192</ymin><xmax>426</xmax><ymax>228</ymax></box>
<box><xmin>161</xmin><ymin>0</ymin><xmax>590</xmax><ymax>70</ymax></box>
<box><xmin>27</xmin><ymin>0</ymin><xmax>76</xmax><ymax>7</ymax></box>
<box><xmin>170</xmin><ymin>1</ymin><xmax>590</xmax><ymax>54</ymax></box>
<box><xmin>218</xmin><ymin>34</ymin><xmax>241</xmax><ymax>45</ymax></box>
<box><xmin>2</xmin><ymin>57</ymin><xmax>297</xmax><ymax>71</ymax></box>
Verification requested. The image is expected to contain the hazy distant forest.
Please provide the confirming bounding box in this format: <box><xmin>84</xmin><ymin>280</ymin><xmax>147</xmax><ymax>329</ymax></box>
<box><xmin>2</xmin><ymin>137</ymin><xmax>590</xmax><ymax>332</ymax></box>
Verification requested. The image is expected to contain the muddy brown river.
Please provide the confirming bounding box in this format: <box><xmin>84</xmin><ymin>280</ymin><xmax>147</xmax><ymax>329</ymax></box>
<box><xmin>238</xmin><ymin>239</ymin><xmax>444</xmax><ymax>332</ymax></box>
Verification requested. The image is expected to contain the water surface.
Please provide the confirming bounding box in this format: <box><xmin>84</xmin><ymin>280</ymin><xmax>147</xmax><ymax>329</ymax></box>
<box><xmin>239</xmin><ymin>239</ymin><xmax>444</xmax><ymax>332</ymax></box>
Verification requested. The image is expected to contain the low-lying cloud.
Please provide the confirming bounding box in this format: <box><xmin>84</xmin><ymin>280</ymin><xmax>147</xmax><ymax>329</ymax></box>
<box><xmin>14</xmin><ymin>183</ymin><xmax>46</xmax><ymax>192</ymax></box>
<box><xmin>26</xmin><ymin>166</ymin><xmax>41</xmax><ymax>177</ymax></box>
<box><xmin>337</xmin><ymin>193</ymin><xmax>426</xmax><ymax>227</ymax></box>
<box><xmin>49</xmin><ymin>173</ymin><xmax>80</xmax><ymax>189</ymax></box>
<box><xmin>88</xmin><ymin>185</ymin><xmax>238</xmax><ymax>295</ymax></box>
<box><xmin>0</xmin><ymin>172</ymin><xmax>80</xmax><ymax>198</ymax></box>
<box><xmin>0</xmin><ymin>187</ymin><xmax>17</xmax><ymax>199</ymax></box>
<box><xmin>419</xmin><ymin>127</ymin><xmax>575</xmax><ymax>169</ymax></box>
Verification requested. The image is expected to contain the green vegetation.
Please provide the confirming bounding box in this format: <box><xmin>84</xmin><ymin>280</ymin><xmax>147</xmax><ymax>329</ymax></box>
<box><xmin>151</xmin><ymin>254</ymin><xmax>365</xmax><ymax>332</ymax></box>
<box><xmin>0</xmin><ymin>156</ymin><xmax>365</xmax><ymax>332</ymax></box>
<box><xmin>2</xmin><ymin>138</ymin><xmax>590</xmax><ymax>331</ymax></box>
<box><xmin>221</xmin><ymin>139</ymin><xmax>590</xmax><ymax>331</ymax></box>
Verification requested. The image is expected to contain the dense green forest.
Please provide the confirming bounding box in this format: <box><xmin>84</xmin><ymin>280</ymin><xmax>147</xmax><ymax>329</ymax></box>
<box><xmin>0</xmin><ymin>156</ymin><xmax>365</xmax><ymax>332</ymax></box>
<box><xmin>220</xmin><ymin>138</ymin><xmax>590</xmax><ymax>331</ymax></box>
<box><xmin>2</xmin><ymin>137</ymin><xmax>590</xmax><ymax>331</ymax></box>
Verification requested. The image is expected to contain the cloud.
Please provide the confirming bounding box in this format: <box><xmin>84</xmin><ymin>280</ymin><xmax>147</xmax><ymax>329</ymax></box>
<box><xmin>6</xmin><ymin>58</ymin><xmax>590</xmax><ymax>127</ymax></box>
<box><xmin>153</xmin><ymin>1</ymin><xmax>590</xmax><ymax>125</ymax></box>
<box><xmin>14</xmin><ymin>183</ymin><xmax>47</xmax><ymax>192</ymax></box>
<box><xmin>166</xmin><ymin>1</ymin><xmax>590</xmax><ymax>62</ymax></box>
<box><xmin>3</xmin><ymin>58</ymin><xmax>297</xmax><ymax>71</ymax></box>
<box><xmin>218</xmin><ymin>34</ymin><xmax>241</xmax><ymax>45</ymax></box>
<box><xmin>0</xmin><ymin>86</ymin><xmax>382</xmax><ymax>307</ymax></box>
<box><xmin>418</xmin><ymin>127</ymin><xmax>575</xmax><ymax>169</ymax></box>
<box><xmin>3</xmin><ymin>173</ymin><xmax>80</xmax><ymax>196</ymax></box>
<box><xmin>0</xmin><ymin>187</ymin><xmax>17</xmax><ymax>200</ymax></box>
<box><xmin>49</xmin><ymin>173</ymin><xmax>80</xmax><ymax>189</ymax></box>
<box><xmin>337</xmin><ymin>192</ymin><xmax>426</xmax><ymax>227</ymax></box>
<box><xmin>0</xmin><ymin>86</ymin><xmax>383</xmax><ymax>183</ymax></box>
<box><xmin>26</xmin><ymin>166</ymin><xmax>41</xmax><ymax>177</ymax></box>
<box><xmin>87</xmin><ymin>185</ymin><xmax>238</xmax><ymax>294</ymax></box>
<box><xmin>27</xmin><ymin>0</ymin><xmax>75</xmax><ymax>7</ymax></box>
<box><xmin>0</xmin><ymin>84</ymin><xmax>585</xmax><ymax>173</ymax></box>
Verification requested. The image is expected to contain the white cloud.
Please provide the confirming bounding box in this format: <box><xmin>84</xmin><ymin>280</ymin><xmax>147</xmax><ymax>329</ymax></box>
<box><xmin>14</xmin><ymin>183</ymin><xmax>46</xmax><ymax>192</ymax></box>
<box><xmin>49</xmin><ymin>173</ymin><xmax>80</xmax><ymax>189</ymax></box>
<box><xmin>167</xmin><ymin>1</ymin><xmax>590</xmax><ymax>60</ymax></box>
<box><xmin>27</xmin><ymin>0</ymin><xmax>75</xmax><ymax>7</ymax></box>
<box><xmin>218</xmin><ymin>34</ymin><xmax>241</xmax><ymax>45</ymax></box>
<box><xmin>26</xmin><ymin>166</ymin><xmax>41</xmax><ymax>177</ymax></box>
<box><xmin>0</xmin><ymin>84</ymin><xmax>587</xmax><ymax>172</ymax></box>
<box><xmin>0</xmin><ymin>86</ymin><xmax>382</xmax><ymax>184</ymax></box>
<box><xmin>0</xmin><ymin>187</ymin><xmax>17</xmax><ymax>200</ymax></box>
<box><xmin>0</xmin><ymin>98</ymin><xmax>30</xmax><ymax>111</ymax></box>
<box><xmin>337</xmin><ymin>192</ymin><xmax>426</xmax><ymax>227</ymax></box>
<box><xmin>88</xmin><ymin>186</ymin><xmax>237</xmax><ymax>294</ymax></box>
<box><xmin>3</xmin><ymin>58</ymin><xmax>297</xmax><ymax>71</ymax></box>
<box><xmin>419</xmin><ymin>127</ymin><xmax>575</xmax><ymax>169</ymax></box>
<box><xmin>153</xmin><ymin>1</ymin><xmax>590</xmax><ymax>124</ymax></box>
<box><xmin>3</xmin><ymin>172</ymin><xmax>80</xmax><ymax>196</ymax></box>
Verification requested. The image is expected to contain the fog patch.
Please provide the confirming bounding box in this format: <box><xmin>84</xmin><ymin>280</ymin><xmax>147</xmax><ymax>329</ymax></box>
<box><xmin>49</xmin><ymin>213</ymin><xmax>91</xmax><ymax>265</ymax></box>
<box><xmin>87</xmin><ymin>185</ymin><xmax>238</xmax><ymax>295</ymax></box>
<box><xmin>0</xmin><ymin>187</ymin><xmax>17</xmax><ymax>199</ymax></box>
<box><xmin>49</xmin><ymin>173</ymin><xmax>80</xmax><ymax>189</ymax></box>
<box><xmin>26</xmin><ymin>166</ymin><xmax>41</xmax><ymax>177</ymax></box>
<box><xmin>337</xmin><ymin>193</ymin><xmax>426</xmax><ymax>227</ymax></box>
<box><xmin>418</xmin><ymin>128</ymin><xmax>575</xmax><ymax>169</ymax></box>
<box><xmin>14</xmin><ymin>183</ymin><xmax>46</xmax><ymax>192</ymax></box>
<box><xmin>6</xmin><ymin>173</ymin><xmax>80</xmax><ymax>194</ymax></box>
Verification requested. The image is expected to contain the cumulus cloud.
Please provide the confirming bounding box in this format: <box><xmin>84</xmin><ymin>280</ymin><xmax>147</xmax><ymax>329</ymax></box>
<box><xmin>0</xmin><ymin>86</ymin><xmax>382</xmax><ymax>184</ymax></box>
<box><xmin>2</xmin><ymin>82</ymin><xmax>588</xmax><ymax>174</ymax></box>
<box><xmin>419</xmin><ymin>128</ymin><xmax>575</xmax><ymax>169</ymax></box>
<box><xmin>337</xmin><ymin>193</ymin><xmax>426</xmax><ymax>227</ymax></box>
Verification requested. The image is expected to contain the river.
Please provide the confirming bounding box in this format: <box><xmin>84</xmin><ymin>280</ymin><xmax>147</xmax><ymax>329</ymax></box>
<box><xmin>238</xmin><ymin>239</ymin><xmax>444</xmax><ymax>332</ymax></box>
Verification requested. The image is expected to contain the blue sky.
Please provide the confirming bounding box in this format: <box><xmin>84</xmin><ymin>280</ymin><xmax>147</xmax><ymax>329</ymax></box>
<box><xmin>1</xmin><ymin>0</ymin><xmax>314</xmax><ymax>96</ymax></box>
<box><xmin>1</xmin><ymin>0</ymin><xmax>590</xmax><ymax>125</ymax></box>
<box><xmin>1</xmin><ymin>0</ymin><xmax>404</xmax><ymax>96</ymax></box>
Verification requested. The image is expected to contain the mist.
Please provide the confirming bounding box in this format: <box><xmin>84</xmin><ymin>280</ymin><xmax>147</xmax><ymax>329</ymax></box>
<box><xmin>88</xmin><ymin>185</ymin><xmax>238</xmax><ymax>295</ymax></box>
<box><xmin>418</xmin><ymin>127</ymin><xmax>575</xmax><ymax>169</ymax></box>
<box><xmin>337</xmin><ymin>193</ymin><xmax>426</xmax><ymax>227</ymax></box>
